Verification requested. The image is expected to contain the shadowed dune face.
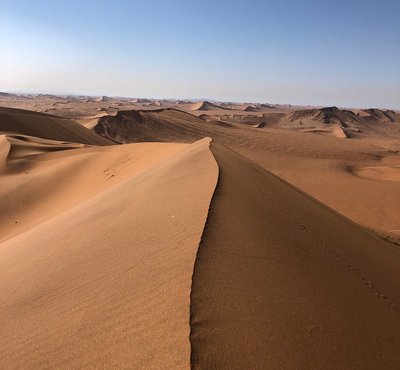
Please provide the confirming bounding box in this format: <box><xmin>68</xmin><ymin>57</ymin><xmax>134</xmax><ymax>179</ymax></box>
<box><xmin>94</xmin><ymin>108</ymin><xmax>237</xmax><ymax>143</ymax></box>
<box><xmin>287</xmin><ymin>106</ymin><xmax>360</xmax><ymax>125</ymax></box>
<box><xmin>364</xmin><ymin>109</ymin><xmax>399</xmax><ymax>123</ymax></box>
<box><xmin>190</xmin><ymin>143</ymin><xmax>400</xmax><ymax>369</ymax></box>
<box><xmin>283</xmin><ymin>107</ymin><xmax>400</xmax><ymax>139</ymax></box>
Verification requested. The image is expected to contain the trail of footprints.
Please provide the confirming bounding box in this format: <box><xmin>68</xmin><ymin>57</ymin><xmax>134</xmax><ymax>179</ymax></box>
<box><xmin>259</xmin><ymin>187</ymin><xmax>396</xmax><ymax>309</ymax></box>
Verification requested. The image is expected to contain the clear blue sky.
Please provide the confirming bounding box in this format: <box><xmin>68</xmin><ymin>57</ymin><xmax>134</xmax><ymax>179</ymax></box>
<box><xmin>1</xmin><ymin>0</ymin><xmax>399</xmax><ymax>108</ymax></box>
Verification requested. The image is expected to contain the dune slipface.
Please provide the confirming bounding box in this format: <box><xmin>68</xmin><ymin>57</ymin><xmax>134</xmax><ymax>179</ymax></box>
<box><xmin>190</xmin><ymin>143</ymin><xmax>400</xmax><ymax>369</ymax></box>
<box><xmin>0</xmin><ymin>138</ymin><xmax>218</xmax><ymax>369</ymax></box>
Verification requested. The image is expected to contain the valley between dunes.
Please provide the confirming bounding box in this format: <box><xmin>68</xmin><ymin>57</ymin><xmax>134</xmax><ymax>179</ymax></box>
<box><xmin>1</xmin><ymin>100</ymin><xmax>400</xmax><ymax>369</ymax></box>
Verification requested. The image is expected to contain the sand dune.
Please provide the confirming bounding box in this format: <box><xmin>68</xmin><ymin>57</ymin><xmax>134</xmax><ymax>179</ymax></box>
<box><xmin>190</xmin><ymin>101</ymin><xmax>232</xmax><ymax>111</ymax></box>
<box><xmin>281</xmin><ymin>106</ymin><xmax>400</xmax><ymax>139</ymax></box>
<box><xmin>0</xmin><ymin>133</ymin><xmax>191</xmax><ymax>242</ymax></box>
<box><xmin>284</xmin><ymin>107</ymin><xmax>361</xmax><ymax>137</ymax></box>
<box><xmin>1</xmin><ymin>99</ymin><xmax>400</xmax><ymax>368</ymax></box>
<box><xmin>0</xmin><ymin>137</ymin><xmax>218</xmax><ymax>369</ymax></box>
<box><xmin>364</xmin><ymin>108</ymin><xmax>398</xmax><ymax>123</ymax></box>
<box><xmin>191</xmin><ymin>143</ymin><xmax>400</xmax><ymax>369</ymax></box>
<box><xmin>242</xmin><ymin>104</ymin><xmax>260</xmax><ymax>112</ymax></box>
<box><xmin>287</xmin><ymin>106</ymin><xmax>360</xmax><ymax>125</ymax></box>
<box><xmin>286</xmin><ymin>106</ymin><xmax>400</xmax><ymax>132</ymax></box>
<box><xmin>94</xmin><ymin>108</ymin><xmax>236</xmax><ymax>143</ymax></box>
<box><xmin>0</xmin><ymin>107</ymin><xmax>112</xmax><ymax>145</ymax></box>
<box><xmin>1</xmin><ymin>134</ymin><xmax>84</xmax><ymax>169</ymax></box>
<box><xmin>260</xmin><ymin>103</ymin><xmax>276</xmax><ymax>109</ymax></box>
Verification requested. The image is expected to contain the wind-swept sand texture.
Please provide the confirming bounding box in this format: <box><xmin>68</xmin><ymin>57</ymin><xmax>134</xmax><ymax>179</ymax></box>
<box><xmin>0</xmin><ymin>138</ymin><xmax>218</xmax><ymax>369</ymax></box>
<box><xmin>190</xmin><ymin>143</ymin><xmax>400</xmax><ymax>369</ymax></box>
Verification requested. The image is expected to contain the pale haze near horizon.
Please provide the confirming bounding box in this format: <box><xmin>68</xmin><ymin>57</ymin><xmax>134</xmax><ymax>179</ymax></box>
<box><xmin>0</xmin><ymin>0</ymin><xmax>399</xmax><ymax>108</ymax></box>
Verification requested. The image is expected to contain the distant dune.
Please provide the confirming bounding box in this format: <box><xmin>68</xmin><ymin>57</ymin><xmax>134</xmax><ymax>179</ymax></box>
<box><xmin>94</xmin><ymin>108</ymin><xmax>234</xmax><ymax>143</ymax></box>
<box><xmin>0</xmin><ymin>92</ymin><xmax>27</xmax><ymax>100</ymax></box>
<box><xmin>287</xmin><ymin>106</ymin><xmax>360</xmax><ymax>126</ymax></box>
<box><xmin>191</xmin><ymin>101</ymin><xmax>232</xmax><ymax>111</ymax></box>
<box><xmin>288</xmin><ymin>106</ymin><xmax>399</xmax><ymax>128</ymax></box>
<box><xmin>283</xmin><ymin>106</ymin><xmax>400</xmax><ymax>138</ymax></box>
<box><xmin>242</xmin><ymin>104</ymin><xmax>260</xmax><ymax>112</ymax></box>
<box><xmin>364</xmin><ymin>108</ymin><xmax>398</xmax><ymax>123</ymax></box>
<box><xmin>260</xmin><ymin>103</ymin><xmax>276</xmax><ymax>109</ymax></box>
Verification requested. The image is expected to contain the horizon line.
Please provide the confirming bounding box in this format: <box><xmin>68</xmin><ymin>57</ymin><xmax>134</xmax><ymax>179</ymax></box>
<box><xmin>1</xmin><ymin>90</ymin><xmax>399</xmax><ymax>111</ymax></box>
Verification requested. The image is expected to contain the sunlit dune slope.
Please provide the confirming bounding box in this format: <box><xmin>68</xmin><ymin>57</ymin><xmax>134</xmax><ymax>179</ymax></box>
<box><xmin>0</xmin><ymin>107</ymin><xmax>113</xmax><ymax>145</ymax></box>
<box><xmin>0</xmin><ymin>133</ymin><xmax>187</xmax><ymax>242</ymax></box>
<box><xmin>0</xmin><ymin>138</ymin><xmax>218</xmax><ymax>369</ymax></box>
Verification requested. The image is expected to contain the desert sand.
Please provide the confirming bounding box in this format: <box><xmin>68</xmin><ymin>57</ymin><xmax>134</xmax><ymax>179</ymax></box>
<box><xmin>191</xmin><ymin>143</ymin><xmax>400</xmax><ymax>369</ymax></box>
<box><xmin>1</xmin><ymin>94</ymin><xmax>400</xmax><ymax>369</ymax></box>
